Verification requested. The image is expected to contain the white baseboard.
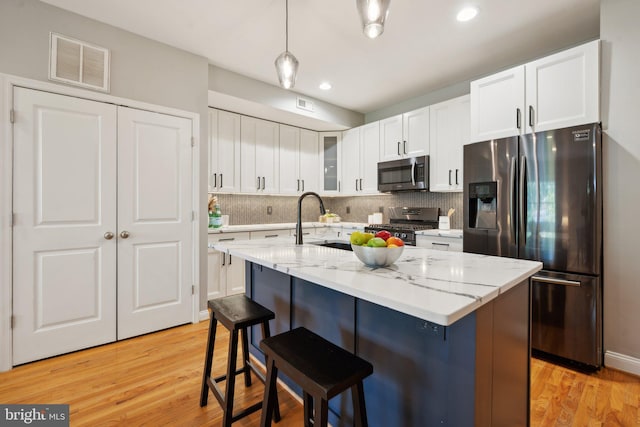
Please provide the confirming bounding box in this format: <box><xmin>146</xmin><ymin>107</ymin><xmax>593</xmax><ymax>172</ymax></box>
<box><xmin>199</xmin><ymin>309</ymin><xmax>210</xmax><ymax>322</ymax></box>
<box><xmin>604</xmin><ymin>351</ymin><xmax>640</xmax><ymax>376</ymax></box>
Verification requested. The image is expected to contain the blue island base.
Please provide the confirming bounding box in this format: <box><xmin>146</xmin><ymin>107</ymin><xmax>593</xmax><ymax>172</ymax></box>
<box><xmin>246</xmin><ymin>262</ymin><xmax>530</xmax><ymax>427</ymax></box>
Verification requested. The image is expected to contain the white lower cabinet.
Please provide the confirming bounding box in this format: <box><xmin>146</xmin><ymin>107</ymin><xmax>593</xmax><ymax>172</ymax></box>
<box><xmin>207</xmin><ymin>232</ymin><xmax>250</xmax><ymax>300</ymax></box>
<box><xmin>416</xmin><ymin>234</ymin><xmax>463</xmax><ymax>252</ymax></box>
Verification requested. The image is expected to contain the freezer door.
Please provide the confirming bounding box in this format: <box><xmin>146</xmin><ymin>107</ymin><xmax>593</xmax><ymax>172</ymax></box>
<box><xmin>531</xmin><ymin>271</ymin><xmax>602</xmax><ymax>368</ymax></box>
<box><xmin>463</xmin><ymin>137</ymin><xmax>519</xmax><ymax>258</ymax></box>
<box><xmin>520</xmin><ymin>123</ymin><xmax>602</xmax><ymax>275</ymax></box>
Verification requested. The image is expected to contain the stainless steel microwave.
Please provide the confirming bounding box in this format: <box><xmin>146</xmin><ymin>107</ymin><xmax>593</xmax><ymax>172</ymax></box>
<box><xmin>377</xmin><ymin>155</ymin><xmax>429</xmax><ymax>192</ymax></box>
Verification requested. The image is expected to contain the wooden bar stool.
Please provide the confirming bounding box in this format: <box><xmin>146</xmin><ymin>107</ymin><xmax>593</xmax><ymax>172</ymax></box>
<box><xmin>200</xmin><ymin>294</ymin><xmax>280</xmax><ymax>427</ymax></box>
<box><xmin>259</xmin><ymin>327</ymin><xmax>374</xmax><ymax>427</ymax></box>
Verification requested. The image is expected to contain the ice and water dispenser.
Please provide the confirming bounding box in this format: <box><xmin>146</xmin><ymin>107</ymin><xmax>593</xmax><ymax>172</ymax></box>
<box><xmin>468</xmin><ymin>182</ymin><xmax>497</xmax><ymax>229</ymax></box>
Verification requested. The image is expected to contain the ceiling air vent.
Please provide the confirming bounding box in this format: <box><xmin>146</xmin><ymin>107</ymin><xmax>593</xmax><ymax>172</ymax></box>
<box><xmin>49</xmin><ymin>32</ymin><xmax>110</xmax><ymax>92</ymax></box>
<box><xmin>296</xmin><ymin>97</ymin><xmax>314</xmax><ymax>112</ymax></box>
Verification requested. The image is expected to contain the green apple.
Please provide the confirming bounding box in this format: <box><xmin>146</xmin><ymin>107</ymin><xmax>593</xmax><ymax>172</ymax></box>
<box><xmin>367</xmin><ymin>237</ymin><xmax>387</xmax><ymax>247</ymax></box>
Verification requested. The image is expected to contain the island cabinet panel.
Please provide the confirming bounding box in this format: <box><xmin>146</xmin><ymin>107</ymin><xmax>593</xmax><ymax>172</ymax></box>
<box><xmin>356</xmin><ymin>299</ymin><xmax>477</xmax><ymax>427</ymax></box>
<box><xmin>247</xmin><ymin>263</ymin><xmax>291</xmax><ymax>358</ymax></box>
<box><xmin>291</xmin><ymin>279</ymin><xmax>356</xmax><ymax>427</ymax></box>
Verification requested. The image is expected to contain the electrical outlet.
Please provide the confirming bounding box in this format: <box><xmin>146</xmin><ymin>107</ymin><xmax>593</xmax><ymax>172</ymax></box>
<box><xmin>346</xmin><ymin>206</ymin><xmax>351</xmax><ymax>214</ymax></box>
<box><xmin>379</xmin><ymin>206</ymin><xmax>384</xmax><ymax>213</ymax></box>
<box><xmin>267</xmin><ymin>206</ymin><xmax>272</xmax><ymax>215</ymax></box>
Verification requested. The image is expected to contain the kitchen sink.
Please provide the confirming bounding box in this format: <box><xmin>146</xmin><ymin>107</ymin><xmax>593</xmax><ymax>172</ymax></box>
<box><xmin>311</xmin><ymin>241</ymin><xmax>352</xmax><ymax>251</ymax></box>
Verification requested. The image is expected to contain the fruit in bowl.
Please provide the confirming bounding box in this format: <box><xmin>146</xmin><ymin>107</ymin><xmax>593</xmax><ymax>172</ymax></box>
<box><xmin>349</xmin><ymin>230</ymin><xmax>404</xmax><ymax>267</ymax></box>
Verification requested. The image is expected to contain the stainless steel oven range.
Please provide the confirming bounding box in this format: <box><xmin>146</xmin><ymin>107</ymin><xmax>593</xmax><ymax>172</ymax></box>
<box><xmin>365</xmin><ymin>207</ymin><xmax>439</xmax><ymax>246</ymax></box>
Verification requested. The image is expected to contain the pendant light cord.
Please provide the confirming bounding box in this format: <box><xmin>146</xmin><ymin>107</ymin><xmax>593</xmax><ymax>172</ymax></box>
<box><xmin>285</xmin><ymin>0</ymin><xmax>289</xmax><ymax>52</ymax></box>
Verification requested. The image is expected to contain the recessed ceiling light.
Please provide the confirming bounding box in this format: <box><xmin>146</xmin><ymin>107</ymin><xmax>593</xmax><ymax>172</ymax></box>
<box><xmin>319</xmin><ymin>82</ymin><xmax>332</xmax><ymax>90</ymax></box>
<box><xmin>456</xmin><ymin>6</ymin><xmax>479</xmax><ymax>22</ymax></box>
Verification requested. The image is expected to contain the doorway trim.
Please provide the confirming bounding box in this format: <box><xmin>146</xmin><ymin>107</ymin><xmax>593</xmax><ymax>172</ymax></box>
<box><xmin>0</xmin><ymin>73</ymin><xmax>201</xmax><ymax>371</ymax></box>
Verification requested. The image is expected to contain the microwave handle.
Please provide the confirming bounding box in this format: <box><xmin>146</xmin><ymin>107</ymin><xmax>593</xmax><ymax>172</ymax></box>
<box><xmin>411</xmin><ymin>161</ymin><xmax>416</xmax><ymax>186</ymax></box>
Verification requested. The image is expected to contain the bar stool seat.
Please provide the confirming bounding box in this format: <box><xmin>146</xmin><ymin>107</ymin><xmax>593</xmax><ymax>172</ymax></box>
<box><xmin>200</xmin><ymin>294</ymin><xmax>280</xmax><ymax>427</ymax></box>
<box><xmin>259</xmin><ymin>327</ymin><xmax>373</xmax><ymax>427</ymax></box>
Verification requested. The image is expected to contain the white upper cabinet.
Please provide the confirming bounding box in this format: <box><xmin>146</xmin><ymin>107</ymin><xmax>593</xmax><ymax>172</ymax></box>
<box><xmin>279</xmin><ymin>125</ymin><xmax>319</xmax><ymax>194</ymax></box>
<box><xmin>525</xmin><ymin>40</ymin><xmax>599</xmax><ymax>133</ymax></box>
<box><xmin>299</xmin><ymin>129</ymin><xmax>320</xmax><ymax>193</ymax></box>
<box><xmin>470</xmin><ymin>66</ymin><xmax>525</xmax><ymax>142</ymax></box>
<box><xmin>342</xmin><ymin>122</ymin><xmax>380</xmax><ymax>195</ymax></box>
<box><xmin>209</xmin><ymin>109</ymin><xmax>241</xmax><ymax>192</ymax></box>
<box><xmin>470</xmin><ymin>40</ymin><xmax>599</xmax><ymax>142</ymax></box>
<box><xmin>318</xmin><ymin>132</ymin><xmax>342</xmax><ymax>194</ymax></box>
<box><xmin>379</xmin><ymin>106</ymin><xmax>430</xmax><ymax>161</ymax></box>
<box><xmin>240</xmin><ymin>116</ymin><xmax>279</xmax><ymax>193</ymax></box>
<box><xmin>429</xmin><ymin>95</ymin><xmax>469</xmax><ymax>192</ymax></box>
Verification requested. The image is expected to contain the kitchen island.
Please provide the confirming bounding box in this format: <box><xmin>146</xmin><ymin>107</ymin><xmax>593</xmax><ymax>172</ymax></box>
<box><xmin>212</xmin><ymin>236</ymin><xmax>542</xmax><ymax>427</ymax></box>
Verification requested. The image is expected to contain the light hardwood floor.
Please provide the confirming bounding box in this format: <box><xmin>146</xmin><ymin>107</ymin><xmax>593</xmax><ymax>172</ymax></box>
<box><xmin>1</xmin><ymin>321</ymin><xmax>638</xmax><ymax>426</ymax></box>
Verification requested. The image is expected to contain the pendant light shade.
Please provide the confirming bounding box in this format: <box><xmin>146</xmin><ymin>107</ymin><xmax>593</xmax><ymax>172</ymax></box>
<box><xmin>356</xmin><ymin>0</ymin><xmax>391</xmax><ymax>39</ymax></box>
<box><xmin>275</xmin><ymin>0</ymin><xmax>298</xmax><ymax>89</ymax></box>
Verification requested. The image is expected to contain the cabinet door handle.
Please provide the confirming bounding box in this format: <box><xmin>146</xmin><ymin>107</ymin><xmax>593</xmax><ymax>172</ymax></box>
<box><xmin>212</xmin><ymin>173</ymin><xmax>217</xmax><ymax>188</ymax></box>
<box><xmin>302</xmin><ymin>179</ymin><xmax>304</xmax><ymax>192</ymax></box>
<box><xmin>449</xmin><ymin>170</ymin><xmax>452</xmax><ymax>186</ymax></box>
<box><xmin>355</xmin><ymin>179</ymin><xmax>358</xmax><ymax>191</ymax></box>
<box><xmin>397</xmin><ymin>141</ymin><xmax>401</xmax><ymax>156</ymax></box>
<box><xmin>229</xmin><ymin>254</ymin><xmax>232</xmax><ymax>265</ymax></box>
<box><xmin>257</xmin><ymin>177</ymin><xmax>260</xmax><ymax>190</ymax></box>
<box><xmin>455</xmin><ymin>169</ymin><xmax>459</xmax><ymax>185</ymax></box>
<box><xmin>516</xmin><ymin>108</ymin><xmax>521</xmax><ymax>130</ymax></box>
<box><xmin>222</xmin><ymin>253</ymin><xmax>226</xmax><ymax>266</ymax></box>
<box><xmin>338</xmin><ymin>181</ymin><xmax>341</xmax><ymax>192</ymax></box>
<box><xmin>219</xmin><ymin>174</ymin><xmax>223</xmax><ymax>189</ymax></box>
<box><xmin>297</xmin><ymin>179</ymin><xmax>300</xmax><ymax>191</ymax></box>
<box><xmin>359</xmin><ymin>178</ymin><xmax>363</xmax><ymax>191</ymax></box>
<box><xmin>262</xmin><ymin>176</ymin><xmax>265</xmax><ymax>190</ymax></box>
<box><xmin>403</xmin><ymin>140</ymin><xmax>407</xmax><ymax>154</ymax></box>
<box><xmin>529</xmin><ymin>105</ymin><xmax>534</xmax><ymax>127</ymax></box>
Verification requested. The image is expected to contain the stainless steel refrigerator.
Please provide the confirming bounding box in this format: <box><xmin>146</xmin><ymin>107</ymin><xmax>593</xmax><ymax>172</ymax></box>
<box><xmin>463</xmin><ymin>123</ymin><xmax>602</xmax><ymax>369</ymax></box>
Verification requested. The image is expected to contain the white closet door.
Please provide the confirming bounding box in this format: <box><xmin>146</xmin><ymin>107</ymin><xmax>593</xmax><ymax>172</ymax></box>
<box><xmin>12</xmin><ymin>88</ymin><xmax>117</xmax><ymax>365</ymax></box>
<box><xmin>116</xmin><ymin>107</ymin><xmax>193</xmax><ymax>340</ymax></box>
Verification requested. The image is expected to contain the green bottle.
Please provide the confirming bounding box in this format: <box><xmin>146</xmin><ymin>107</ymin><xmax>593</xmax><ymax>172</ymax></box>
<box><xmin>211</xmin><ymin>202</ymin><xmax>223</xmax><ymax>228</ymax></box>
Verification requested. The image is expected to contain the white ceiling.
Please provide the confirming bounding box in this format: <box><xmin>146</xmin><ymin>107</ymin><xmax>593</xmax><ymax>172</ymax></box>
<box><xmin>40</xmin><ymin>0</ymin><xmax>600</xmax><ymax>114</ymax></box>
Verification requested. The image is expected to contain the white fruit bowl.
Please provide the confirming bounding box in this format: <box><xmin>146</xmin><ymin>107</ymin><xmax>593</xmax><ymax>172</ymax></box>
<box><xmin>351</xmin><ymin>244</ymin><xmax>404</xmax><ymax>267</ymax></box>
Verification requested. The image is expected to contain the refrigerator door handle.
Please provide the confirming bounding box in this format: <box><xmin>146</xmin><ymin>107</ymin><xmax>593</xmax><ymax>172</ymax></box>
<box><xmin>510</xmin><ymin>156</ymin><xmax>517</xmax><ymax>241</ymax></box>
<box><xmin>519</xmin><ymin>155</ymin><xmax>527</xmax><ymax>246</ymax></box>
<box><xmin>532</xmin><ymin>275</ymin><xmax>581</xmax><ymax>287</ymax></box>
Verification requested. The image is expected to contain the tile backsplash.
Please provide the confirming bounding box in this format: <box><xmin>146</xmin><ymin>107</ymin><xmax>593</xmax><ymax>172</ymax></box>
<box><xmin>213</xmin><ymin>192</ymin><xmax>463</xmax><ymax>230</ymax></box>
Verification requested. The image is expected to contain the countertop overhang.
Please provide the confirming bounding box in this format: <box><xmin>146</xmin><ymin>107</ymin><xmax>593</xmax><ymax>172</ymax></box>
<box><xmin>212</xmin><ymin>236</ymin><xmax>541</xmax><ymax>326</ymax></box>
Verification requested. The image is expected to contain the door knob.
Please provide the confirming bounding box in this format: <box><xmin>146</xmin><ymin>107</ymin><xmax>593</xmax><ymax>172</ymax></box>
<box><xmin>120</xmin><ymin>231</ymin><xmax>130</xmax><ymax>239</ymax></box>
<box><xmin>104</xmin><ymin>231</ymin><xmax>114</xmax><ymax>240</ymax></box>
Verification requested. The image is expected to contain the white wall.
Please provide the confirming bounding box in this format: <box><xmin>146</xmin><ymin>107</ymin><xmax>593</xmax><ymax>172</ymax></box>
<box><xmin>600</xmin><ymin>0</ymin><xmax>640</xmax><ymax>373</ymax></box>
<box><xmin>0</xmin><ymin>0</ymin><xmax>211</xmax><ymax>311</ymax></box>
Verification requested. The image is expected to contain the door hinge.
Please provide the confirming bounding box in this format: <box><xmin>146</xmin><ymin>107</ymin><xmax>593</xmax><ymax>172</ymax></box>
<box><xmin>10</xmin><ymin>109</ymin><xmax>15</xmax><ymax>124</ymax></box>
<box><xmin>191</xmin><ymin>137</ymin><xmax>195</xmax><ymax>147</ymax></box>
<box><xmin>191</xmin><ymin>285</ymin><xmax>195</xmax><ymax>295</ymax></box>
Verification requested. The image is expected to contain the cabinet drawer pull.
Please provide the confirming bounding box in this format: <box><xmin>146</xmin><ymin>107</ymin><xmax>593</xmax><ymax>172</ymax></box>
<box><xmin>218</xmin><ymin>237</ymin><xmax>235</xmax><ymax>242</ymax></box>
<box><xmin>432</xmin><ymin>242</ymin><xmax>450</xmax><ymax>247</ymax></box>
<box><xmin>264</xmin><ymin>234</ymin><xmax>278</xmax><ymax>238</ymax></box>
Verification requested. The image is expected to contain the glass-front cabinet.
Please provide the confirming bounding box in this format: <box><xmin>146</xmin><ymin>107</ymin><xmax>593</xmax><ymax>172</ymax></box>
<box><xmin>318</xmin><ymin>132</ymin><xmax>342</xmax><ymax>194</ymax></box>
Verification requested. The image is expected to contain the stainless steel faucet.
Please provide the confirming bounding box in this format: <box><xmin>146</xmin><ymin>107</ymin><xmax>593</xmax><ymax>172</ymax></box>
<box><xmin>296</xmin><ymin>192</ymin><xmax>326</xmax><ymax>244</ymax></box>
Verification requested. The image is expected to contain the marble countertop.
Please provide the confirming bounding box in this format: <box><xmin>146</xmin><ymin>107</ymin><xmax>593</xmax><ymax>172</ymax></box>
<box><xmin>212</xmin><ymin>235</ymin><xmax>541</xmax><ymax>326</ymax></box>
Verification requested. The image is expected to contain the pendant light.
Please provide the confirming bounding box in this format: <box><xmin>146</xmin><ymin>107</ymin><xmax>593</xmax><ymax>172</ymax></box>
<box><xmin>275</xmin><ymin>0</ymin><xmax>299</xmax><ymax>89</ymax></box>
<box><xmin>356</xmin><ymin>0</ymin><xmax>391</xmax><ymax>39</ymax></box>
